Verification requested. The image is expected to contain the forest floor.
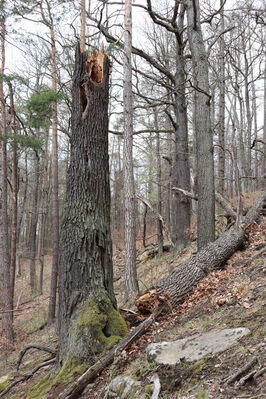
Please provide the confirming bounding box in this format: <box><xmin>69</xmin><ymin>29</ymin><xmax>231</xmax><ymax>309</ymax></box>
<box><xmin>0</xmin><ymin>195</ymin><xmax>265</xmax><ymax>399</ymax></box>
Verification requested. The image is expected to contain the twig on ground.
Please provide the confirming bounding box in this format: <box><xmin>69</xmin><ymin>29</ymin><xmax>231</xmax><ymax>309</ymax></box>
<box><xmin>225</xmin><ymin>356</ymin><xmax>258</xmax><ymax>384</ymax></box>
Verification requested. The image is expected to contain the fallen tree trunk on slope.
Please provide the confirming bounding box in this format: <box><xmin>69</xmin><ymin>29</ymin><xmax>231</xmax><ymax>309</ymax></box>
<box><xmin>137</xmin><ymin>190</ymin><xmax>266</xmax><ymax>309</ymax></box>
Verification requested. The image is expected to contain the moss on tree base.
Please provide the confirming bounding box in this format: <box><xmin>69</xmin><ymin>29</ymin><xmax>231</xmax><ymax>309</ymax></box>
<box><xmin>25</xmin><ymin>357</ymin><xmax>87</xmax><ymax>399</ymax></box>
<box><xmin>26</xmin><ymin>291</ymin><xmax>128</xmax><ymax>398</ymax></box>
<box><xmin>65</xmin><ymin>289</ymin><xmax>128</xmax><ymax>360</ymax></box>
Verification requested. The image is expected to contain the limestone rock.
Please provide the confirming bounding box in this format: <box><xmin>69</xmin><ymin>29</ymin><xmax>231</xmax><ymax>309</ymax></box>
<box><xmin>146</xmin><ymin>327</ymin><xmax>250</xmax><ymax>365</ymax></box>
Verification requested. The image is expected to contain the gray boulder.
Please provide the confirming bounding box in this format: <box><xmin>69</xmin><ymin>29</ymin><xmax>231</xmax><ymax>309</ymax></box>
<box><xmin>147</xmin><ymin>327</ymin><xmax>250</xmax><ymax>365</ymax></box>
<box><xmin>102</xmin><ymin>375</ymin><xmax>141</xmax><ymax>399</ymax></box>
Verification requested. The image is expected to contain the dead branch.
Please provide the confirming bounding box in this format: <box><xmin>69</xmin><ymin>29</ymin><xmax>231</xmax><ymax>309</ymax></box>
<box><xmin>235</xmin><ymin>368</ymin><xmax>259</xmax><ymax>388</ymax></box>
<box><xmin>136</xmin><ymin>195</ymin><xmax>174</xmax><ymax>247</ymax></box>
<box><xmin>58</xmin><ymin>315</ymin><xmax>155</xmax><ymax>398</ymax></box>
<box><xmin>0</xmin><ymin>358</ymin><xmax>56</xmax><ymax>397</ymax></box>
<box><xmin>172</xmin><ymin>187</ymin><xmax>237</xmax><ymax>220</ymax></box>
<box><xmin>16</xmin><ymin>344</ymin><xmax>57</xmax><ymax>371</ymax></box>
<box><xmin>225</xmin><ymin>356</ymin><xmax>258</xmax><ymax>384</ymax></box>
<box><xmin>254</xmin><ymin>366</ymin><xmax>266</xmax><ymax>378</ymax></box>
<box><xmin>172</xmin><ymin>186</ymin><xmax>198</xmax><ymax>201</ymax></box>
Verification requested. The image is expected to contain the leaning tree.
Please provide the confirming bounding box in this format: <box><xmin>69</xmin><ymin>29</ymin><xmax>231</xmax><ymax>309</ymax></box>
<box><xmin>58</xmin><ymin>45</ymin><xmax>127</xmax><ymax>365</ymax></box>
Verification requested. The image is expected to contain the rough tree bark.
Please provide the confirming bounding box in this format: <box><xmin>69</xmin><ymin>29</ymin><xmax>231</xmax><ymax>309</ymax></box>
<box><xmin>186</xmin><ymin>0</ymin><xmax>215</xmax><ymax>250</ymax></box>
<box><xmin>58</xmin><ymin>46</ymin><xmax>127</xmax><ymax>364</ymax></box>
<box><xmin>171</xmin><ymin>4</ymin><xmax>191</xmax><ymax>251</ymax></box>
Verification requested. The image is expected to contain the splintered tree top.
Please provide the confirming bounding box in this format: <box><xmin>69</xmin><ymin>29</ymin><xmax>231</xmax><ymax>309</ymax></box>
<box><xmin>86</xmin><ymin>44</ymin><xmax>111</xmax><ymax>85</ymax></box>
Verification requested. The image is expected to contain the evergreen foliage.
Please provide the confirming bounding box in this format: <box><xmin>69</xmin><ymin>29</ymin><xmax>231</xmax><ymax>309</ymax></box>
<box><xmin>26</xmin><ymin>90</ymin><xmax>64</xmax><ymax>129</ymax></box>
<box><xmin>0</xmin><ymin>133</ymin><xmax>43</xmax><ymax>150</ymax></box>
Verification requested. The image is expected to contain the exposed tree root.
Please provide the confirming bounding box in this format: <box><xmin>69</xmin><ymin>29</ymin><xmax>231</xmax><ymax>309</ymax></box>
<box><xmin>16</xmin><ymin>343</ymin><xmax>56</xmax><ymax>371</ymax></box>
<box><xmin>0</xmin><ymin>358</ymin><xmax>56</xmax><ymax>397</ymax></box>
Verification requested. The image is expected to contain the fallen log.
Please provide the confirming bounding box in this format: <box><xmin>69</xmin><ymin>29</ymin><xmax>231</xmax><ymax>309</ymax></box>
<box><xmin>140</xmin><ymin>191</ymin><xmax>266</xmax><ymax>308</ymax></box>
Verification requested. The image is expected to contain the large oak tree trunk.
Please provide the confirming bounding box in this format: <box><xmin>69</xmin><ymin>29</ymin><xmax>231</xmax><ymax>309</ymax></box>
<box><xmin>58</xmin><ymin>46</ymin><xmax>127</xmax><ymax>365</ymax></box>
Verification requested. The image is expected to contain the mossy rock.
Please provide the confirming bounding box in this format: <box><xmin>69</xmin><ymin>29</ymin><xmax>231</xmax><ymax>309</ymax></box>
<box><xmin>67</xmin><ymin>290</ymin><xmax>128</xmax><ymax>360</ymax></box>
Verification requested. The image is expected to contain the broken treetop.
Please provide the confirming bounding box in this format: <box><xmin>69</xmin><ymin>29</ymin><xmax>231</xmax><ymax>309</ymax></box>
<box><xmin>86</xmin><ymin>44</ymin><xmax>111</xmax><ymax>85</ymax></box>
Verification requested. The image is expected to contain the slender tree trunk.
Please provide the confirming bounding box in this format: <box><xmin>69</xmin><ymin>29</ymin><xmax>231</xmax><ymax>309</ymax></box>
<box><xmin>243</xmin><ymin>49</ymin><xmax>252</xmax><ymax>191</ymax></box>
<box><xmin>37</xmin><ymin>128</ymin><xmax>49</xmax><ymax>294</ymax></box>
<box><xmin>27</xmin><ymin>193</ymin><xmax>34</xmax><ymax>250</ymax></box>
<box><xmin>186</xmin><ymin>0</ymin><xmax>215</xmax><ymax>250</ymax></box>
<box><xmin>113</xmin><ymin>137</ymin><xmax>123</xmax><ymax>231</ymax></box>
<box><xmin>48</xmin><ymin>17</ymin><xmax>59</xmax><ymax>324</ymax></box>
<box><xmin>142</xmin><ymin>203</ymin><xmax>148</xmax><ymax>248</ymax></box>
<box><xmin>218</xmin><ymin>0</ymin><xmax>225</xmax><ymax>193</ymax></box>
<box><xmin>165</xmin><ymin>135</ymin><xmax>172</xmax><ymax>232</ymax></box>
<box><xmin>8</xmin><ymin>82</ymin><xmax>18</xmax><ymax>311</ymax></box>
<box><xmin>80</xmin><ymin>0</ymin><xmax>86</xmax><ymax>53</ymax></box>
<box><xmin>17</xmin><ymin>152</ymin><xmax>28</xmax><ymax>246</ymax></box>
<box><xmin>263</xmin><ymin>58</ymin><xmax>266</xmax><ymax>190</ymax></box>
<box><xmin>29</xmin><ymin>152</ymin><xmax>39</xmax><ymax>294</ymax></box>
<box><xmin>0</xmin><ymin>13</ymin><xmax>13</xmax><ymax>345</ymax></box>
<box><xmin>154</xmin><ymin>111</ymin><xmax>163</xmax><ymax>254</ymax></box>
<box><xmin>171</xmin><ymin>8</ymin><xmax>191</xmax><ymax>250</ymax></box>
<box><xmin>58</xmin><ymin>47</ymin><xmax>125</xmax><ymax>364</ymax></box>
<box><xmin>123</xmin><ymin>0</ymin><xmax>139</xmax><ymax>301</ymax></box>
